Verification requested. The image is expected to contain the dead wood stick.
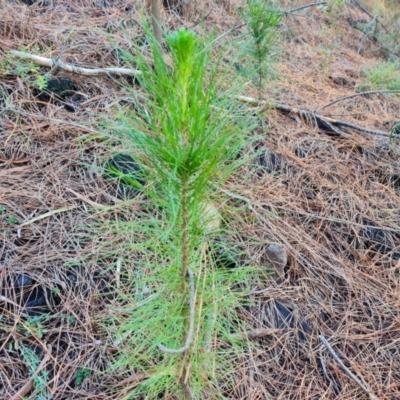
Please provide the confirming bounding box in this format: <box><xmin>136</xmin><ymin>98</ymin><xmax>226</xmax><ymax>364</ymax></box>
<box><xmin>287</xmin><ymin>2</ymin><xmax>326</xmax><ymax>13</ymax></box>
<box><xmin>319</xmin><ymin>335</ymin><xmax>378</xmax><ymax>400</ymax></box>
<box><xmin>6</xmin><ymin>51</ymin><xmax>398</xmax><ymax>138</ymax></box>
<box><xmin>10</xmin><ymin>345</ymin><xmax>52</xmax><ymax>400</ymax></box>
<box><xmin>230</xmin><ymin>328</ymin><xmax>280</xmax><ymax>341</ymax></box>
<box><xmin>9</xmin><ymin>50</ymin><xmax>142</xmax><ymax>77</ymax></box>
<box><xmin>316</xmin><ymin>90</ymin><xmax>400</xmax><ymax>113</ymax></box>
<box><xmin>237</xmin><ymin>95</ymin><xmax>399</xmax><ymax>137</ymax></box>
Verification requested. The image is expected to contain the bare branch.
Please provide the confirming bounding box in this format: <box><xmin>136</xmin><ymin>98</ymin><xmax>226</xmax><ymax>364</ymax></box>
<box><xmin>319</xmin><ymin>335</ymin><xmax>378</xmax><ymax>400</ymax></box>
<box><xmin>287</xmin><ymin>2</ymin><xmax>327</xmax><ymax>14</ymax></box>
<box><xmin>236</xmin><ymin>95</ymin><xmax>399</xmax><ymax>137</ymax></box>
<box><xmin>316</xmin><ymin>90</ymin><xmax>400</xmax><ymax>113</ymax></box>
<box><xmin>9</xmin><ymin>50</ymin><xmax>142</xmax><ymax>77</ymax></box>
<box><xmin>230</xmin><ymin>328</ymin><xmax>280</xmax><ymax>341</ymax></box>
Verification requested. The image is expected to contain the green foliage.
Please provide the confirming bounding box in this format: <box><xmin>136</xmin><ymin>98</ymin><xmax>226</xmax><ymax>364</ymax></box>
<box><xmin>2</xmin><ymin>46</ymin><xmax>50</xmax><ymax>90</ymax></box>
<box><xmin>19</xmin><ymin>341</ymin><xmax>50</xmax><ymax>400</ymax></box>
<box><xmin>358</xmin><ymin>62</ymin><xmax>400</xmax><ymax>91</ymax></box>
<box><xmin>354</xmin><ymin>1</ymin><xmax>400</xmax><ymax>56</ymax></box>
<box><xmin>19</xmin><ymin>315</ymin><xmax>50</xmax><ymax>339</ymax></box>
<box><xmin>34</xmin><ymin>73</ymin><xmax>51</xmax><ymax>90</ymax></box>
<box><xmin>6</xmin><ymin>215</ymin><xmax>19</xmax><ymax>224</ymax></box>
<box><xmin>60</xmin><ymin>313</ymin><xmax>76</xmax><ymax>324</ymax></box>
<box><xmin>75</xmin><ymin>367</ymin><xmax>91</xmax><ymax>386</ymax></box>
<box><xmin>100</xmin><ymin>25</ymin><xmax>262</xmax><ymax>399</ymax></box>
<box><xmin>242</xmin><ymin>0</ymin><xmax>281</xmax><ymax>96</ymax></box>
<box><xmin>390</xmin><ymin>121</ymin><xmax>400</xmax><ymax>141</ymax></box>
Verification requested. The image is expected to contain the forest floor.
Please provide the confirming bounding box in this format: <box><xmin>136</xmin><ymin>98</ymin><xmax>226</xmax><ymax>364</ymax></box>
<box><xmin>1</xmin><ymin>0</ymin><xmax>400</xmax><ymax>398</ymax></box>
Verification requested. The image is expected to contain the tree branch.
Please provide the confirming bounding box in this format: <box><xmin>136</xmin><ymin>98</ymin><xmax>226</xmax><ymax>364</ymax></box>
<box><xmin>287</xmin><ymin>2</ymin><xmax>326</xmax><ymax>14</ymax></box>
<box><xmin>9</xmin><ymin>50</ymin><xmax>141</xmax><ymax>77</ymax></box>
<box><xmin>236</xmin><ymin>95</ymin><xmax>399</xmax><ymax>137</ymax></box>
<box><xmin>316</xmin><ymin>90</ymin><xmax>400</xmax><ymax>113</ymax></box>
<box><xmin>7</xmin><ymin>50</ymin><xmax>399</xmax><ymax>138</ymax></box>
<box><xmin>319</xmin><ymin>335</ymin><xmax>378</xmax><ymax>400</ymax></box>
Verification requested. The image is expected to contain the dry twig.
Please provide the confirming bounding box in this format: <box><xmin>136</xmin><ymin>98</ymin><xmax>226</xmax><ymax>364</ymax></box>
<box><xmin>319</xmin><ymin>335</ymin><xmax>378</xmax><ymax>400</ymax></box>
<box><xmin>237</xmin><ymin>95</ymin><xmax>399</xmax><ymax>137</ymax></box>
<box><xmin>9</xmin><ymin>50</ymin><xmax>142</xmax><ymax>77</ymax></box>
<box><xmin>316</xmin><ymin>90</ymin><xmax>400</xmax><ymax>113</ymax></box>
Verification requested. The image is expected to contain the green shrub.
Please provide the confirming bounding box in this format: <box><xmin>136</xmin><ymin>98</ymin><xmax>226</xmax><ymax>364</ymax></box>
<box><xmin>241</xmin><ymin>0</ymin><xmax>281</xmax><ymax>98</ymax></box>
<box><xmin>358</xmin><ymin>62</ymin><xmax>400</xmax><ymax>91</ymax></box>
<box><xmin>98</xmin><ymin>25</ymin><xmax>262</xmax><ymax>399</ymax></box>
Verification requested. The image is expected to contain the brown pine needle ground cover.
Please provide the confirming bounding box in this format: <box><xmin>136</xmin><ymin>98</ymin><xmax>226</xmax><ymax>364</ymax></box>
<box><xmin>1</xmin><ymin>0</ymin><xmax>400</xmax><ymax>398</ymax></box>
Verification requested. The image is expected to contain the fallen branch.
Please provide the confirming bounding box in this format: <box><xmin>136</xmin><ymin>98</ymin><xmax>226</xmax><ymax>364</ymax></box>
<box><xmin>6</xmin><ymin>51</ymin><xmax>398</xmax><ymax>138</ymax></box>
<box><xmin>230</xmin><ymin>328</ymin><xmax>280</xmax><ymax>341</ymax></box>
<box><xmin>319</xmin><ymin>335</ymin><xmax>378</xmax><ymax>400</ymax></box>
<box><xmin>10</xmin><ymin>345</ymin><xmax>52</xmax><ymax>400</ymax></box>
<box><xmin>237</xmin><ymin>95</ymin><xmax>399</xmax><ymax>137</ymax></box>
<box><xmin>287</xmin><ymin>2</ymin><xmax>326</xmax><ymax>14</ymax></box>
<box><xmin>9</xmin><ymin>50</ymin><xmax>142</xmax><ymax>77</ymax></box>
<box><xmin>0</xmin><ymin>166</ymin><xmax>30</xmax><ymax>177</ymax></box>
<box><xmin>316</xmin><ymin>90</ymin><xmax>400</xmax><ymax>113</ymax></box>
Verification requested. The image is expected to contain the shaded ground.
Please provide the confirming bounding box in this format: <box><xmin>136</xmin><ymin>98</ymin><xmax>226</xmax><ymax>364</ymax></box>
<box><xmin>1</xmin><ymin>0</ymin><xmax>400</xmax><ymax>398</ymax></box>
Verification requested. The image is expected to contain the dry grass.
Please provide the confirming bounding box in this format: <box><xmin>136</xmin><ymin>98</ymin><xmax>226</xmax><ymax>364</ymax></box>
<box><xmin>1</xmin><ymin>0</ymin><xmax>400</xmax><ymax>398</ymax></box>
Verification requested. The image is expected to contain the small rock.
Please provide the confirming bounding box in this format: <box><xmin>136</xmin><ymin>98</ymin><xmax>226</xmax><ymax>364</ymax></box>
<box><xmin>265</xmin><ymin>243</ymin><xmax>287</xmax><ymax>280</ymax></box>
<box><xmin>105</xmin><ymin>154</ymin><xmax>146</xmax><ymax>200</ymax></box>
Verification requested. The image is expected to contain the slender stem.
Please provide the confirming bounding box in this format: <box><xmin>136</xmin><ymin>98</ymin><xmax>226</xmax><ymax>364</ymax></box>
<box><xmin>319</xmin><ymin>335</ymin><xmax>378</xmax><ymax>400</ymax></box>
<box><xmin>181</xmin><ymin>179</ymin><xmax>189</xmax><ymax>277</ymax></box>
<box><xmin>180</xmin><ymin>177</ymin><xmax>191</xmax><ymax>398</ymax></box>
